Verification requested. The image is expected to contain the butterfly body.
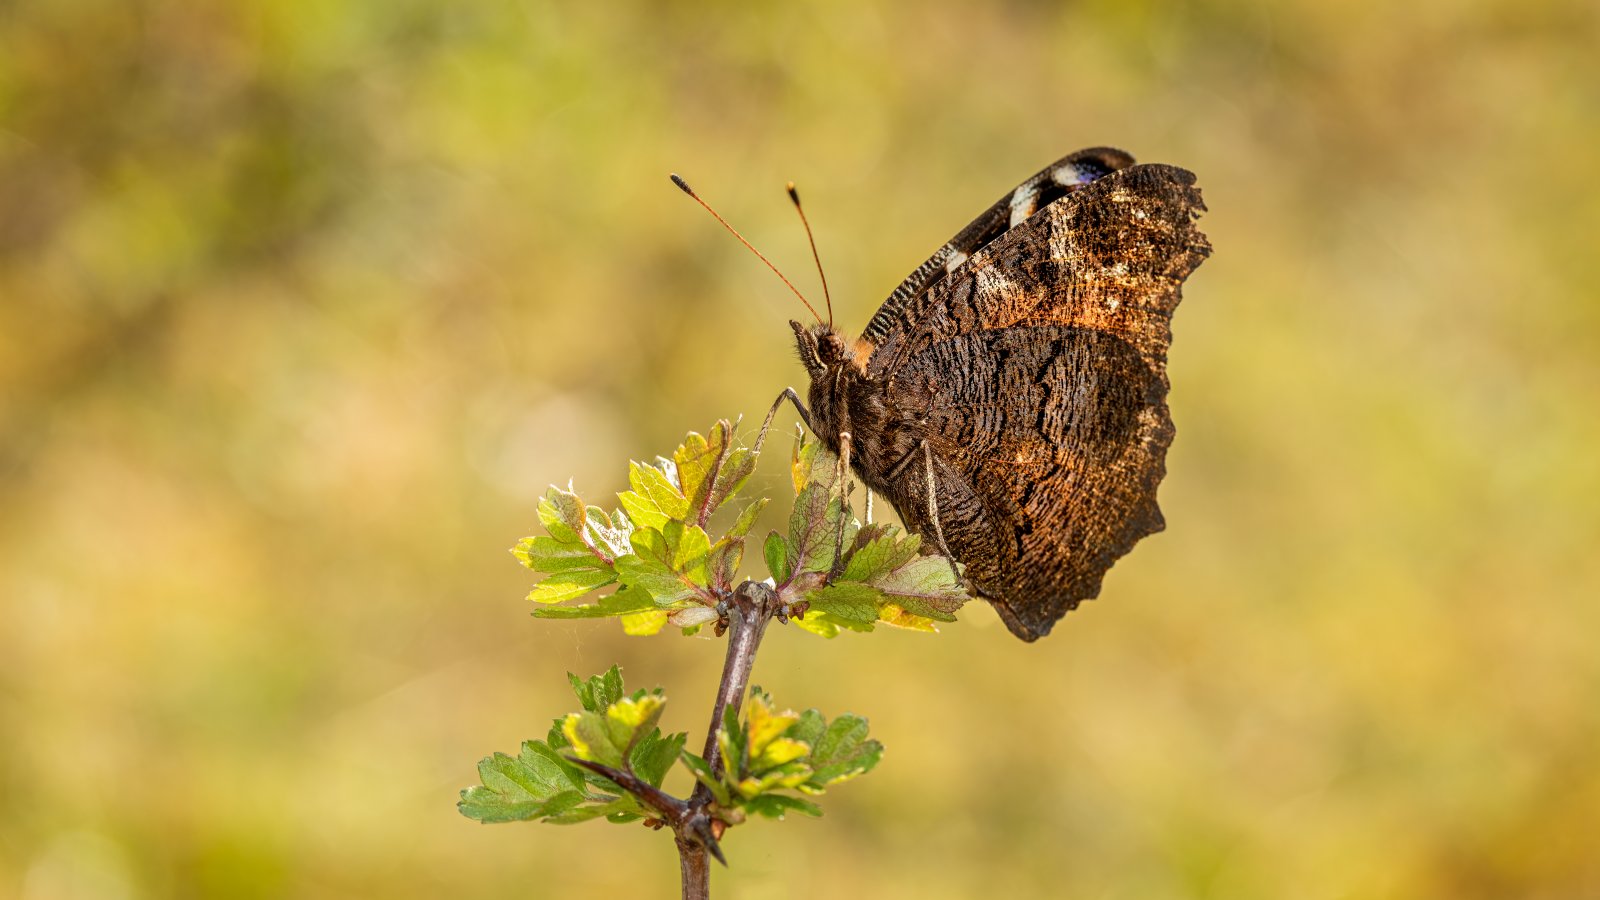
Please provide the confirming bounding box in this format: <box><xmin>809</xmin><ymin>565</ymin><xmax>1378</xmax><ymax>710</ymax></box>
<box><xmin>791</xmin><ymin>149</ymin><xmax>1210</xmax><ymax>641</ymax></box>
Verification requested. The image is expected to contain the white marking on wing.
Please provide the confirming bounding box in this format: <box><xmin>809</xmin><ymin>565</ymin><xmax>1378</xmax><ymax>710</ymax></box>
<box><xmin>1008</xmin><ymin>185</ymin><xmax>1039</xmax><ymax>228</ymax></box>
<box><xmin>975</xmin><ymin>266</ymin><xmax>1020</xmax><ymax>305</ymax></box>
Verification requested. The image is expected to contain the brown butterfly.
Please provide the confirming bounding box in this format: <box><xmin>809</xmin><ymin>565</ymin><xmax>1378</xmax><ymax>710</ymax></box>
<box><xmin>680</xmin><ymin>148</ymin><xmax>1209</xmax><ymax>640</ymax></box>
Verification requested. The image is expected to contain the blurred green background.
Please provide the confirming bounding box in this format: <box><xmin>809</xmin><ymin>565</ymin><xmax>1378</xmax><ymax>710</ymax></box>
<box><xmin>3</xmin><ymin>0</ymin><xmax>1598</xmax><ymax>897</ymax></box>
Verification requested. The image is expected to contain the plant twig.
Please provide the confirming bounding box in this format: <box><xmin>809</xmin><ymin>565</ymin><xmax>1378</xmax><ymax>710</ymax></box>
<box><xmin>674</xmin><ymin>578</ymin><xmax>780</xmax><ymax>899</ymax></box>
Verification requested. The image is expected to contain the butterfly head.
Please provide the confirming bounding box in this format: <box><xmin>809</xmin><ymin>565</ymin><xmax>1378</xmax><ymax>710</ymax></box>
<box><xmin>790</xmin><ymin>320</ymin><xmax>856</xmax><ymax>378</ymax></box>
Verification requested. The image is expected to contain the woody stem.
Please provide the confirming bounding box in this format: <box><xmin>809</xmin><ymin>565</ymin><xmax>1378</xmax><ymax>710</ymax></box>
<box><xmin>676</xmin><ymin>579</ymin><xmax>779</xmax><ymax>900</ymax></box>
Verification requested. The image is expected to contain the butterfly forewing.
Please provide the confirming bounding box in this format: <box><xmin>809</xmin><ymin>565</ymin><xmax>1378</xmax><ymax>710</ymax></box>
<box><xmin>860</xmin><ymin>161</ymin><xmax>1209</xmax><ymax>640</ymax></box>
<box><xmin>861</xmin><ymin>147</ymin><xmax>1135</xmax><ymax>349</ymax></box>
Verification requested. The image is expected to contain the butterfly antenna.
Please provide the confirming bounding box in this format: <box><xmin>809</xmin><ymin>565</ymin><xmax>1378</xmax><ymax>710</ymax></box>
<box><xmin>670</xmin><ymin>174</ymin><xmax>824</xmax><ymax>325</ymax></box>
<box><xmin>786</xmin><ymin>182</ymin><xmax>834</xmax><ymax>328</ymax></box>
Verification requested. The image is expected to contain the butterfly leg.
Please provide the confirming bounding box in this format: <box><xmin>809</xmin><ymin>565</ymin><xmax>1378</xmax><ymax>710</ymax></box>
<box><xmin>830</xmin><ymin>429</ymin><xmax>854</xmax><ymax>579</ymax></box>
<box><xmin>864</xmin><ymin>488</ymin><xmax>874</xmax><ymax>525</ymax></box>
<box><xmin>751</xmin><ymin>388</ymin><xmax>814</xmax><ymax>457</ymax></box>
<box><xmin>919</xmin><ymin>440</ymin><xmax>962</xmax><ymax>583</ymax></box>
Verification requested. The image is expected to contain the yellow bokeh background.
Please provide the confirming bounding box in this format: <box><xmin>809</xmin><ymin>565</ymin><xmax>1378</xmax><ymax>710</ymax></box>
<box><xmin>4</xmin><ymin>1</ymin><xmax>1597</xmax><ymax>897</ymax></box>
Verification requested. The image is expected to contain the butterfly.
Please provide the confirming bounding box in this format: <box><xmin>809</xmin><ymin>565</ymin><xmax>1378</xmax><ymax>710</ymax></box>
<box><xmin>780</xmin><ymin>148</ymin><xmax>1211</xmax><ymax>641</ymax></box>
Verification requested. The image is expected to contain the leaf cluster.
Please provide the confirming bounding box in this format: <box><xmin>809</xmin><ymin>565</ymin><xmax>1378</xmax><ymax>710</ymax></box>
<box><xmin>458</xmin><ymin>667</ymin><xmax>686</xmax><ymax>826</ymax></box>
<box><xmin>459</xmin><ymin>668</ymin><xmax>882</xmax><ymax>831</ymax></box>
<box><xmin>514</xmin><ymin>419</ymin><xmax>764</xmax><ymax>635</ymax></box>
<box><xmin>681</xmin><ymin>688</ymin><xmax>883</xmax><ymax>821</ymax></box>
<box><xmin>512</xmin><ymin>420</ymin><xmax>970</xmax><ymax>636</ymax></box>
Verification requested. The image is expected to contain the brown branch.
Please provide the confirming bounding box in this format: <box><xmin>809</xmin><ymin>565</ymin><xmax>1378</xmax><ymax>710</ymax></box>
<box><xmin>674</xmin><ymin>578</ymin><xmax>781</xmax><ymax>898</ymax></box>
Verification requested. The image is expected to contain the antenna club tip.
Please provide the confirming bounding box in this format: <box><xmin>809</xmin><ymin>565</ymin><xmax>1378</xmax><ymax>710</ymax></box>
<box><xmin>669</xmin><ymin>173</ymin><xmax>695</xmax><ymax>196</ymax></box>
<box><xmin>786</xmin><ymin>182</ymin><xmax>800</xmax><ymax>204</ymax></box>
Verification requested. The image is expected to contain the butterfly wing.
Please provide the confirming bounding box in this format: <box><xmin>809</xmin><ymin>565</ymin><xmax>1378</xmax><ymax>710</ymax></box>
<box><xmin>866</xmin><ymin>162</ymin><xmax>1209</xmax><ymax>640</ymax></box>
<box><xmin>861</xmin><ymin>147</ymin><xmax>1134</xmax><ymax>349</ymax></box>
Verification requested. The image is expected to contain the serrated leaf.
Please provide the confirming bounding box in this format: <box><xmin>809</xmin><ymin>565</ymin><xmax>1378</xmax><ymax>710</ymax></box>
<box><xmin>744</xmin><ymin>691</ymin><xmax>801</xmax><ymax>762</ymax></box>
<box><xmin>742</xmin><ymin>793</ymin><xmax>823</xmax><ymax>819</ymax></box>
<box><xmin>616</xmin><ymin>522</ymin><xmax>714</xmax><ymax>605</ymax></box>
<box><xmin>726</xmin><ymin>497</ymin><xmax>768</xmax><ymax>540</ymax></box>
<box><xmin>529</xmin><ymin>584</ymin><xmax>657</xmax><ymax>620</ymax></box>
<box><xmin>630</xmin><ymin>731</ymin><xmax>687</xmax><ymax>788</ymax></box>
<box><xmin>581</xmin><ymin>505</ymin><xmax>633</xmax><ymax>559</ymax></box>
<box><xmin>707</xmin><ymin>537</ymin><xmax>743</xmax><ymax>592</ymax></box>
<box><xmin>806</xmin><ymin>582</ymin><xmax>884</xmax><ymax>626</ymax></box>
<box><xmin>803</xmin><ymin>714</ymin><xmax>883</xmax><ymax>790</ymax></box>
<box><xmin>712</xmin><ymin>446</ymin><xmax>757</xmax><ymax>512</ymax></box>
<box><xmin>601</xmin><ymin>667</ymin><xmax>625</xmax><ymax>709</ymax></box>
<box><xmin>735</xmin><ymin>761</ymin><xmax>813</xmax><ymax>798</ymax></box>
<box><xmin>786</xmin><ymin>485</ymin><xmax>857</xmax><ymax>577</ymax></box>
<box><xmin>567</xmin><ymin>666</ymin><xmax>626</xmax><ymax>713</ymax></box>
<box><xmin>604</xmin><ymin>693</ymin><xmax>666</xmax><ymax>754</ymax></box>
<box><xmin>518</xmin><ymin>740</ymin><xmax>588</xmax><ymax>794</ymax></box>
<box><xmin>787</xmin><ymin>708</ymin><xmax>826</xmax><ymax>748</ymax></box>
<box><xmin>617</xmin><ymin>460</ymin><xmax>690</xmax><ymax>530</ymax></box>
<box><xmin>753</xmin><ymin>736</ymin><xmax>811</xmax><ymax>770</ymax></box>
<box><xmin>869</xmin><ymin>555</ymin><xmax>965</xmax><ymax>620</ymax></box>
<box><xmin>526</xmin><ymin>568</ymin><xmax>618</xmax><ymax>605</ymax></box>
<box><xmin>678</xmin><ymin>751</ymin><xmax>733</xmax><ymax>807</ymax></box>
<box><xmin>515</xmin><ymin>486</ymin><xmax>627</xmax><ymax>610</ymax></box>
<box><xmin>543</xmin><ymin>797</ymin><xmax>638</xmax><ymax>825</ymax></box>
<box><xmin>790</xmin><ymin>428</ymin><xmax>834</xmax><ymax>496</ymax></box>
<box><xmin>789</xmin><ymin>608</ymin><xmax>841</xmax><ymax>638</ymax></box>
<box><xmin>457</xmin><ymin>785</ymin><xmax>572</xmax><ymax>824</ymax></box>
<box><xmin>838</xmin><ymin>524</ymin><xmax>922</xmax><ymax>582</ymax></box>
<box><xmin>673</xmin><ymin>421</ymin><xmax>755</xmax><ymax>527</ymax></box>
<box><xmin>621</xmin><ymin>609</ymin><xmax>669</xmax><ymax>635</ymax></box>
<box><xmin>457</xmin><ymin>740</ymin><xmax>590</xmax><ymax>824</ymax></box>
<box><xmin>512</xmin><ymin>535</ymin><xmax>605</xmax><ymax>573</ymax></box>
<box><xmin>538</xmin><ymin>488</ymin><xmax>587</xmax><ymax>543</ymax></box>
<box><xmin>763</xmin><ymin>531</ymin><xmax>791</xmax><ymax>584</ymax></box>
<box><xmin>562</xmin><ymin>711</ymin><xmax>624</xmax><ymax>768</ymax></box>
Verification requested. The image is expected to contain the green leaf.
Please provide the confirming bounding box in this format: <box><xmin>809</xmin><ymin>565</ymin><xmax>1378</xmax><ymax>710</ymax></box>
<box><xmin>617</xmin><ymin>459</ymin><xmax>690</xmax><ymax>530</ymax></box>
<box><xmin>604</xmin><ymin>693</ymin><xmax>666</xmax><ymax>755</ymax></box>
<box><xmin>616</xmin><ymin>521</ymin><xmax>714</xmax><ymax>605</ymax></box>
<box><xmin>805</xmin><ymin>582</ymin><xmax>885</xmax><ymax>627</ymax></box>
<box><xmin>802</xmin><ymin>713</ymin><xmax>883</xmax><ymax>791</ymax></box>
<box><xmin>513</xmin><ymin>486</ymin><xmax>628</xmax><ymax>609</ymax></box>
<box><xmin>786</xmin><ymin>484</ymin><xmax>857</xmax><ymax>577</ymax></box>
<box><xmin>706</xmin><ymin>537</ymin><xmax>743</xmax><ymax>592</ymax></box>
<box><xmin>620</xmin><ymin>608</ymin><xmax>670</xmax><ymax>636</ymax></box>
<box><xmin>562</xmin><ymin>711</ymin><xmax>624</xmax><ymax>768</ymax></box>
<box><xmin>787</xmin><ymin>708</ymin><xmax>826</xmax><ymax>748</ymax></box>
<box><xmin>790</xmin><ymin>608</ymin><xmax>841</xmax><ymax>638</ymax></box>
<box><xmin>743</xmin><ymin>793</ymin><xmax>823</xmax><ymax>819</ymax></box>
<box><xmin>526</xmin><ymin>568</ymin><xmax>621</xmax><ymax>605</ymax></box>
<box><xmin>743</xmin><ymin>691</ymin><xmax>800</xmax><ymax>759</ymax></box>
<box><xmin>537</xmin><ymin>487</ymin><xmax>586</xmax><ymax>543</ymax></box>
<box><xmin>529</xmin><ymin>585</ymin><xmax>658</xmax><ymax>620</ymax></box>
<box><xmin>581</xmin><ymin>505</ymin><xmax>633</xmax><ymax>560</ymax></box>
<box><xmin>457</xmin><ymin>740</ymin><xmax>589</xmax><ymax>824</ymax></box>
<box><xmin>513</xmin><ymin>535</ymin><xmax>606</xmax><ymax>573</ymax></box>
<box><xmin>678</xmin><ymin>751</ymin><xmax>734</xmax><ymax>807</ymax></box>
<box><xmin>789</xmin><ymin>428</ymin><xmax>835</xmax><ymax>496</ymax></box>
<box><xmin>630</xmin><ymin>730</ymin><xmax>687</xmax><ymax>788</ymax></box>
<box><xmin>543</xmin><ymin>796</ymin><xmax>640</xmax><ymax>825</ymax></box>
<box><xmin>763</xmin><ymin>531</ymin><xmax>791</xmax><ymax>584</ymax></box>
<box><xmin>567</xmin><ymin>666</ymin><xmax>626</xmax><ymax>713</ymax></box>
<box><xmin>838</xmin><ymin>524</ymin><xmax>922</xmax><ymax>582</ymax></box>
<box><xmin>673</xmin><ymin>425</ymin><xmax>724</xmax><ymax>526</ymax></box>
<box><xmin>734</xmin><ymin>760</ymin><xmax>813</xmax><ymax>799</ymax></box>
<box><xmin>725</xmin><ymin>497</ymin><xmax>768</xmax><ymax>540</ymax></box>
